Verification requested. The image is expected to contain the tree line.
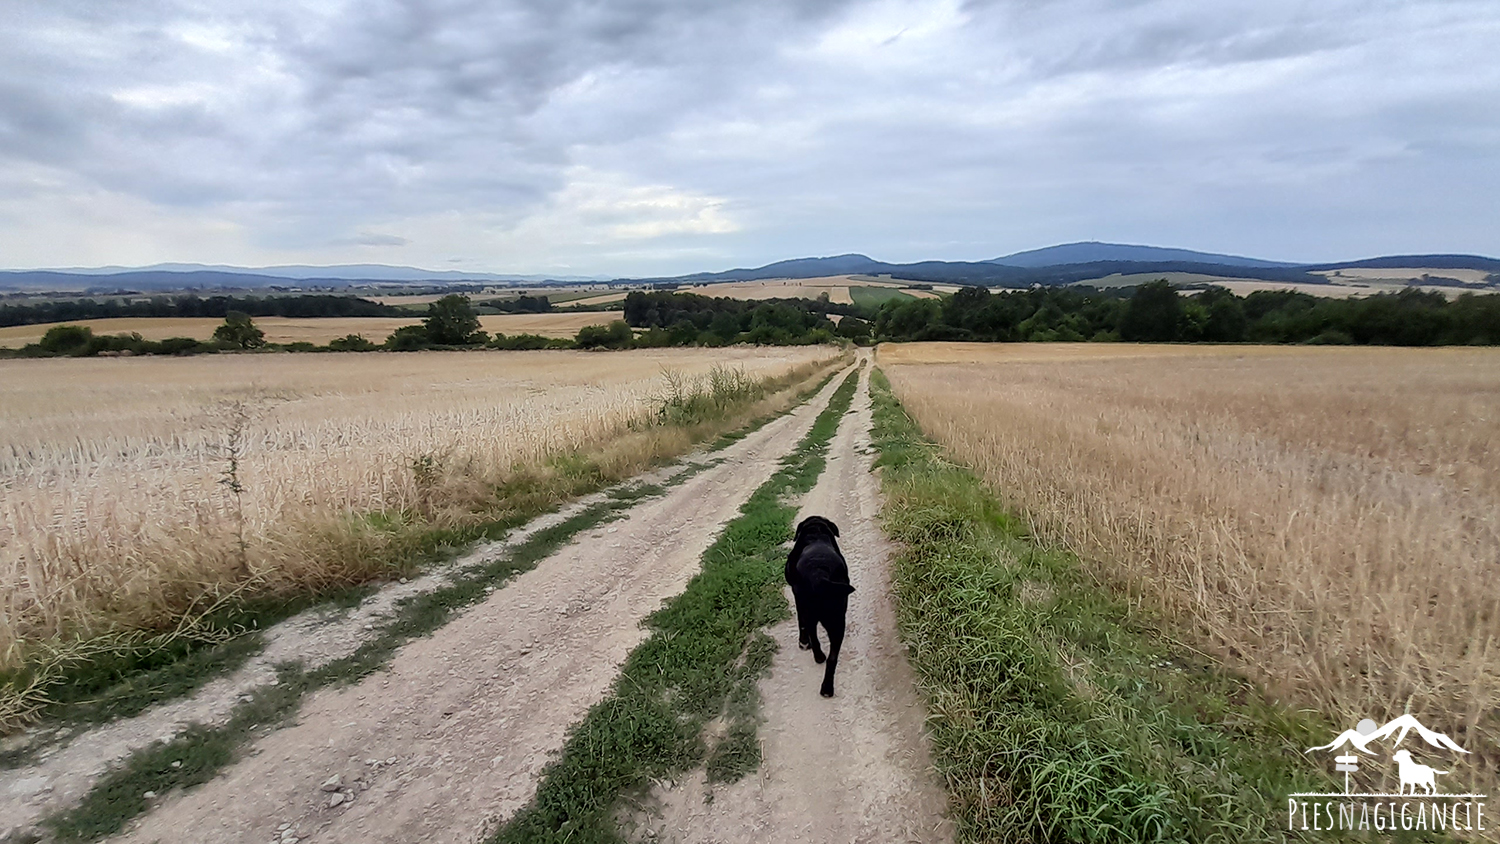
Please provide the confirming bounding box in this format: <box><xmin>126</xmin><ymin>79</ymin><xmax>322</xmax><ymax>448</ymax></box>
<box><xmin>871</xmin><ymin>281</ymin><xmax>1500</xmax><ymax>346</ymax></box>
<box><xmin>0</xmin><ymin>293</ymin><xmax>405</xmax><ymax>328</ymax></box>
<box><xmin>10</xmin><ymin>285</ymin><xmax>1500</xmax><ymax>359</ymax></box>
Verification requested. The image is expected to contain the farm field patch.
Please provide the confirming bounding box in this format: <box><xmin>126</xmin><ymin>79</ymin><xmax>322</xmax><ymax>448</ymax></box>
<box><xmin>1072</xmin><ymin>270</ymin><xmax>1497</xmax><ymax>298</ymax></box>
<box><xmin>567</xmin><ymin>291</ymin><xmax>629</xmax><ymax>306</ymax></box>
<box><xmin>681</xmin><ymin>276</ymin><xmax>858</xmax><ymax>303</ymax></box>
<box><xmin>0</xmin><ymin>346</ymin><xmax>837</xmax><ymax>671</ymax></box>
<box><xmin>0</xmin><ymin>313</ymin><xmax>615</xmax><ymax>347</ymax></box>
<box><xmin>879</xmin><ymin>341</ymin><xmax>1500</xmax><ymax>799</ymax></box>
<box><xmin>847</xmin><ymin>286</ymin><xmax>916</xmax><ymax>309</ymax></box>
<box><xmin>1314</xmin><ymin>266</ymin><xmax>1494</xmax><ymax>285</ymax></box>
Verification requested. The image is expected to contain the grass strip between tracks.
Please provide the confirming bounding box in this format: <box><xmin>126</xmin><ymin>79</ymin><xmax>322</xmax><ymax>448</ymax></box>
<box><xmin>33</xmin><ymin>367</ymin><xmax>848</xmax><ymax>844</ymax></box>
<box><xmin>491</xmin><ymin>366</ymin><xmax>862</xmax><ymax>844</ymax></box>
<box><xmin>867</xmin><ymin>369</ymin><xmax>1353</xmax><ymax>844</ymax></box>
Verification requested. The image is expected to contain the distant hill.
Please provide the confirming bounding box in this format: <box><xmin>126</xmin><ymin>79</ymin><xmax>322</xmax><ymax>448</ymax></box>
<box><xmin>666</xmin><ymin>254</ymin><xmax>888</xmax><ymax>282</ymax></box>
<box><xmin>5</xmin><ymin>246</ymin><xmax>1496</xmax><ymax>295</ymax></box>
<box><xmin>0</xmin><ymin>265</ymin><xmax>603</xmax><ymax>293</ymax></box>
<box><xmin>647</xmin><ymin>255</ymin><xmax>1328</xmax><ymax>288</ymax></box>
<box><xmin>0</xmin><ymin>269</ymin><xmax>321</xmax><ymax>292</ymax></box>
<box><xmin>1304</xmin><ymin>254</ymin><xmax>1500</xmax><ymax>273</ymax></box>
<box><xmin>991</xmin><ymin>242</ymin><xmax>1298</xmax><ymax>269</ymax></box>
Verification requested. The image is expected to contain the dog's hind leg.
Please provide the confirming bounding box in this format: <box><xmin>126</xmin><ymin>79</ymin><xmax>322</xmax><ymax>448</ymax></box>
<box><xmin>819</xmin><ymin>620</ymin><xmax>844</xmax><ymax>697</ymax></box>
<box><xmin>798</xmin><ymin>587</ymin><xmax>822</xmax><ymax>653</ymax></box>
<box><xmin>793</xmin><ymin>587</ymin><xmax>818</xmax><ymax>652</ymax></box>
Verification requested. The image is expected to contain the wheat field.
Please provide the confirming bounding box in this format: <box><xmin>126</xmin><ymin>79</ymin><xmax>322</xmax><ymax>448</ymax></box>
<box><xmin>0</xmin><ymin>312</ymin><xmax>616</xmax><ymax>347</ymax></box>
<box><xmin>879</xmin><ymin>342</ymin><xmax>1500</xmax><ymax>790</ymax></box>
<box><xmin>0</xmin><ymin>347</ymin><xmax>836</xmax><ymax>669</ymax></box>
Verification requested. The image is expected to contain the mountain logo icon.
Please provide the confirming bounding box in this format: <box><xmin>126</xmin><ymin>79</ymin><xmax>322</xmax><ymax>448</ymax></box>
<box><xmin>1307</xmin><ymin>714</ymin><xmax>1470</xmax><ymax>758</ymax></box>
<box><xmin>1289</xmin><ymin>714</ymin><xmax>1485</xmax><ymax>832</ymax></box>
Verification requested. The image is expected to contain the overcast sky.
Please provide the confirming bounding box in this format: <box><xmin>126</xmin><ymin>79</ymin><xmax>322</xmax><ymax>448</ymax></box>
<box><xmin>2</xmin><ymin>0</ymin><xmax>1497</xmax><ymax>276</ymax></box>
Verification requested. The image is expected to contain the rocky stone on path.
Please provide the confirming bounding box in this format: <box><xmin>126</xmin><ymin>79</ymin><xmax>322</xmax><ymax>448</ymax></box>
<box><xmin>320</xmin><ymin>774</ymin><xmax>342</xmax><ymax>792</ymax></box>
<box><xmin>328</xmin><ymin>792</ymin><xmax>346</xmax><ymax>808</ymax></box>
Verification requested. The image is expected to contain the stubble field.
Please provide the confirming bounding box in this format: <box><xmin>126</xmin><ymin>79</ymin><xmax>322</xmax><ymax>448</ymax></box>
<box><xmin>879</xmin><ymin>341</ymin><xmax>1500</xmax><ymax>792</ymax></box>
<box><xmin>0</xmin><ymin>312</ymin><xmax>616</xmax><ymax>348</ymax></box>
<box><xmin>0</xmin><ymin>347</ymin><xmax>837</xmax><ymax>672</ymax></box>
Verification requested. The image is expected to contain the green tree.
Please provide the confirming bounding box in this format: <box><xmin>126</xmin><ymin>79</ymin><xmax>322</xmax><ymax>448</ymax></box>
<box><xmin>835</xmin><ymin>315</ymin><xmax>872</xmax><ymax>342</ymax></box>
<box><xmin>213</xmin><ymin>311</ymin><xmax>266</xmax><ymax>349</ymax></box>
<box><xmin>422</xmin><ymin>294</ymin><xmax>484</xmax><ymax>345</ymax></box>
<box><xmin>1198</xmin><ymin>287</ymin><xmax>1248</xmax><ymax>342</ymax></box>
<box><xmin>1120</xmin><ymin>280</ymin><xmax>1183</xmax><ymax>342</ymax></box>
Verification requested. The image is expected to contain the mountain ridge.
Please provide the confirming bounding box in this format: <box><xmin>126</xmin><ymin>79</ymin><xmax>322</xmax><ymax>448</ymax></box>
<box><xmin>4</xmin><ymin>246</ymin><xmax>1497</xmax><ymax>292</ymax></box>
<box><xmin>989</xmin><ymin>241</ymin><xmax>1299</xmax><ymax>269</ymax></box>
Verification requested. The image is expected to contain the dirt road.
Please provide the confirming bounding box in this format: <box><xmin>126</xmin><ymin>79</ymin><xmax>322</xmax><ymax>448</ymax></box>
<box><xmin>107</xmin><ymin>368</ymin><xmax>853</xmax><ymax>844</ymax></box>
<box><xmin>638</xmin><ymin>364</ymin><xmax>953</xmax><ymax>844</ymax></box>
<box><xmin>8</xmin><ymin>358</ymin><xmax>952</xmax><ymax>844</ymax></box>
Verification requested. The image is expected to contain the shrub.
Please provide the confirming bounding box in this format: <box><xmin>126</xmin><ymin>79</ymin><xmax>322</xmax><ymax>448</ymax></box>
<box><xmin>327</xmin><ymin>334</ymin><xmax>377</xmax><ymax>352</ymax></box>
<box><xmin>150</xmin><ymin>337</ymin><xmax>215</xmax><ymax>355</ymax></box>
<box><xmin>488</xmin><ymin>333</ymin><xmax>570</xmax><ymax>350</ymax></box>
<box><xmin>384</xmin><ymin>325</ymin><xmax>431</xmax><ymax>351</ymax></box>
<box><xmin>39</xmin><ymin>324</ymin><xmax>95</xmax><ymax>354</ymax></box>
<box><xmin>575</xmin><ymin>320</ymin><xmax>634</xmax><ymax>350</ymax></box>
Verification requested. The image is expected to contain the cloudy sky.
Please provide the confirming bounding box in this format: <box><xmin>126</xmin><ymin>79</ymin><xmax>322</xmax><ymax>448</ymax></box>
<box><xmin>2</xmin><ymin>0</ymin><xmax>1497</xmax><ymax>276</ymax></box>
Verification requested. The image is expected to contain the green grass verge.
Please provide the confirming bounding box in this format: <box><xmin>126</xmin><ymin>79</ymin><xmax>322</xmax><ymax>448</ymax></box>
<box><xmin>867</xmin><ymin>369</ymin><xmax>1352</xmax><ymax>844</ymax></box>
<box><xmin>491</xmin><ymin>367</ymin><xmax>862</xmax><ymax>844</ymax></box>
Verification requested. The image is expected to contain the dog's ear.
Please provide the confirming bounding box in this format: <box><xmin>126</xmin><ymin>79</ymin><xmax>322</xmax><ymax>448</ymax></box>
<box><xmin>840</xmin><ymin>583</ymin><xmax>855</xmax><ymax>595</ymax></box>
<box><xmin>828</xmin><ymin>519</ymin><xmax>840</xmax><ymax>538</ymax></box>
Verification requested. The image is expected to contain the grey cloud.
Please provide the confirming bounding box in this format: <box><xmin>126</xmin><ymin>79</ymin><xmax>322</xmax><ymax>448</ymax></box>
<box><xmin>335</xmin><ymin>232</ymin><xmax>410</xmax><ymax>247</ymax></box>
<box><xmin>0</xmin><ymin>0</ymin><xmax>1495</xmax><ymax>272</ymax></box>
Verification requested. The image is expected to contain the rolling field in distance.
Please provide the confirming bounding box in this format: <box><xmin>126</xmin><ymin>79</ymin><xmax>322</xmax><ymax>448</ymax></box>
<box><xmin>879</xmin><ymin>341</ymin><xmax>1500</xmax><ymax>795</ymax></box>
<box><xmin>0</xmin><ymin>312</ymin><xmax>616</xmax><ymax>348</ymax></box>
<box><xmin>1074</xmin><ymin>270</ymin><xmax>1498</xmax><ymax>299</ymax></box>
<box><xmin>0</xmin><ymin>347</ymin><xmax>837</xmax><ymax>672</ymax></box>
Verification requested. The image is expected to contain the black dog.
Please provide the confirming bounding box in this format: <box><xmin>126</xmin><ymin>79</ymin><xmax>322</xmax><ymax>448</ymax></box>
<box><xmin>785</xmin><ymin>515</ymin><xmax>854</xmax><ymax>697</ymax></box>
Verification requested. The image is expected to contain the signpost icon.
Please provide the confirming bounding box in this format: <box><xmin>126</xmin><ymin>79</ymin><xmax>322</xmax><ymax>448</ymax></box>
<box><xmin>1335</xmin><ymin>755</ymin><xmax>1360</xmax><ymax>794</ymax></box>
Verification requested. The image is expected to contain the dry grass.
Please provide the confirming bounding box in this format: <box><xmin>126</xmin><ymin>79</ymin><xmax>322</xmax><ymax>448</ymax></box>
<box><xmin>1071</xmin><ymin>272</ymin><xmax>1496</xmax><ymax>299</ymax></box>
<box><xmin>0</xmin><ymin>313</ymin><xmax>615</xmax><ymax>347</ymax></box>
<box><xmin>569</xmin><ymin>291</ymin><xmax>629</xmax><ymax>307</ymax></box>
<box><xmin>880</xmin><ymin>342</ymin><xmax>1500</xmax><ymax>793</ymax></box>
<box><xmin>1314</xmin><ymin>267</ymin><xmax>1494</xmax><ymax>285</ymax></box>
<box><xmin>0</xmin><ymin>347</ymin><xmax>838</xmax><ymax>671</ymax></box>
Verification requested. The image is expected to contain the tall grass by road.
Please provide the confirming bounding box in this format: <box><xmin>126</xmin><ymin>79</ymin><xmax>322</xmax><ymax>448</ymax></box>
<box><xmin>879</xmin><ymin>342</ymin><xmax>1500</xmax><ymax>800</ymax></box>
